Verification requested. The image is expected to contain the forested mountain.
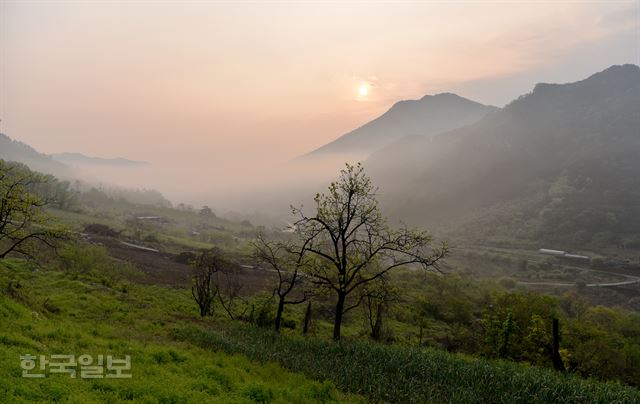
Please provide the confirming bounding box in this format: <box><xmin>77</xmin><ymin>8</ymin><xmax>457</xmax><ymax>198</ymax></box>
<box><xmin>0</xmin><ymin>133</ymin><xmax>170</xmax><ymax>208</ymax></box>
<box><xmin>367</xmin><ymin>64</ymin><xmax>640</xmax><ymax>248</ymax></box>
<box><xmin>306</xmin><ymin>93</ymin><xmax>497</xmax><ymax>157</ymax></box>
<box><xmin>0</xmin><ymin>133</ymin><xmax>71</xmax><ymax>177</ymax></box>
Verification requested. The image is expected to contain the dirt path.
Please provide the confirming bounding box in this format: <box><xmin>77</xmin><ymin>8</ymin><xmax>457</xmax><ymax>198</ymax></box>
<box><xmin>516</xmin><ymin>267</ymin><xmax>640</xmax><ymax>288</ymax></box>
<box><xmin>89</xmin><ymin>235</ymin><xmax>275</xmax><ymax>294</ymax></box>
<box><xmin>517</xmin><ymin>278</ymin><xmax>640</xmax><ymax>288</ymax></box>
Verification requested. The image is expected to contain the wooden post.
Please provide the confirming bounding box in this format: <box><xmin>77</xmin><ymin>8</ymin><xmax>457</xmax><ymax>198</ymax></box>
<box><xmin>302</xmin><ymin>302</ymin><xmax>312</xmax><ymax>335</ymax></box>
<box><xmin>552</xmin><ymin>318</ymin><xmax>566</xmax><ymax>372</ymax></box>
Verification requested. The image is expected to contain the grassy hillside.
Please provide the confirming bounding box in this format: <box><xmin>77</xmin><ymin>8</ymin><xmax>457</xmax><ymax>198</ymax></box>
<box><xmin>174</xmin><ymin>324</ymin><xmax>640</xmax><ymax>404</ymax></box>
<box><xmin>0</xmin><ymin>259</ymin><xmax>360</xmax><ymax>403</ymax></box>
<box><xmin>1</xmin><ymin>259</ymin><xmax>638</xmax><ymax>403</ymax></box>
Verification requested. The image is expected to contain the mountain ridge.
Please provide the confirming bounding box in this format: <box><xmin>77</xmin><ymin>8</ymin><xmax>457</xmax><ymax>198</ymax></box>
<box><xmin>367</xmin><ymin>64</ymin><xmax>640</xmax><ymax>248</ymax></box>
<box><xmin>0</xmin><ymin>133</ymin><xmax>71</xmax><ymax>177</ymax></box>
<box><xmin>52</xmin><ymin>152</ymin><xmax>149</xmax><ymax>167</ymax></box>
<box><xmin>305</xmin><ymin>92</ymin><xmax>498</xmax><ymax>157</ymax></box>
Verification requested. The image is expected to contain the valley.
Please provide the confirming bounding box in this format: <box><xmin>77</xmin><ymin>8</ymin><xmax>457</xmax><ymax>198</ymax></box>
<box><xmin>1</xmin><ymin>10</ymin><xmax>639</xmax><ymax>399</ymax></box>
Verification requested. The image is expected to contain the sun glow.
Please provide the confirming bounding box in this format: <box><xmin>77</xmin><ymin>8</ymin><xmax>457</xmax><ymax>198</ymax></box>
<box><xmin>358</xmin><ymin>83</ymin><xmax>370</xmax><ymax>97</ymax></box>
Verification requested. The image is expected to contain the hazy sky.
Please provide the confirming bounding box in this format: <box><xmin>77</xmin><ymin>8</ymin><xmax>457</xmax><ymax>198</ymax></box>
<box><xmin>0</xmin><ymin>1</ymin><xmax>638</xmax><ymax>205</ymax></box>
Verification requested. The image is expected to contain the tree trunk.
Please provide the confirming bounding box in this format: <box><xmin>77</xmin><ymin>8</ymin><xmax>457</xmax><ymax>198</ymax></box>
<box><xmin>333</xmin><ymin>292</ymin><xmax>346</xmax><ymax>341</ymax></box>
<box><xmin>372</xmin><ymin>304</ymin><xmax>383</xmax><ymax>341</ymax></box>
<box><xmin>551</xmin><ymin>318</ymin><xmax>566</xmax><ymax>372</ymax></box>
<box><xmin>274</xmin><ymin>297</ymin><xmax>285</xmax><ymax>332</ymax></box>
<box><xmin>303</xmin><ymin>302</ymin><xmax>312</xmax><ymax>335</ymax></box>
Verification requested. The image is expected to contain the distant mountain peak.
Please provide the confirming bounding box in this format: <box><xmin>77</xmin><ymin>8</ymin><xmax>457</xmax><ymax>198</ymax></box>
<box><xmin>305</xmin><ymin>92</ymin><xmax>496</xmax><ymax>157</ymax></box>
<box><xmin>423</xmin><ymin>92</ymin><xmax>463</xmax><ymax>100</ymax></box>
<box><xmin>589</xmin><ymin>63</ymin><xmax>639</xmax><ymax>77</ymax></box>
<box><xmin>390</xmin><ymin>92</ymin><xmax>484</xmax><ymax>105</ymax></box>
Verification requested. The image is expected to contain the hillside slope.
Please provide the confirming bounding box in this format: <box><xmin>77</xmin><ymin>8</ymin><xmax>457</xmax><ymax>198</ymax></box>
<box><xmin>0</xmin><ymin>259</ymin><xmax>358</xmax><ymax>403</ymax></box>
<box><xmin>2</xmin><ymin>259</ymin><xmax>638</xmax><ymax>403</ymax></box>
<box><xmin>367</xmin><ymin>64</ymin><xmax>640</xmax><ymax>248</ymax></box>
<box><xmin>0</xmin><ymin>133</ymin><xmax>71</xmax><ymax>177</ymax></box>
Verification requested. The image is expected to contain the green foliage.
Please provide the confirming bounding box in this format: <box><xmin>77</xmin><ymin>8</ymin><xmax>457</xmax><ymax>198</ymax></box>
<box><xmin>173</xmin><ymin>323</ymin><xmax>640</xmax><ymax>404</ymax></box>
<box><xmin>57</xmin><ymin>242</ymin><xmax>140</xmax><ymax>286</ymax></box>
<box><xmin>564</xmin><ymin>306</ymin><xmax>640</xmax><ymax>385</ymax></box>
<box><xmin>391</xmin><ymin>271</ymin><xmax>639</xmax><ymax>387</ymax></box>
<box><xmin>0</xmin><ymin>159</ymin><xmax>68</xmax><ymax>259</ymax></box>
<box><xmin>0</xmin><ymin>260</ymin><xmax>359</xmax><ymax>403</ymax></box>
<box><xmin>481</xmin><ymin>292</ymin><xmax>558</xmax><ymax>364</ymax></box>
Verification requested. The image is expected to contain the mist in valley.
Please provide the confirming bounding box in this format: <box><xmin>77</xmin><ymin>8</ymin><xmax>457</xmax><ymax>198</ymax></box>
<box><xmin>2</xmin><ymin>2</ymin><xmax>640</xmax><ymax>401</ymax></box>
<box><xmin>2</xmin><ymin>1</ymin><xmax>638</xmax><ymax>228</ymax></box>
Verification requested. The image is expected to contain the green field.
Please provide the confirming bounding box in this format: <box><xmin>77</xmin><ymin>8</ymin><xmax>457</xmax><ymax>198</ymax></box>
<box><xmin>0</xmin><ymin>259</ymin><xmax>362</xmax><ymax>403</ymax></box>
<box><xmin>1</xmin><ymin>259</ymin><xmax>638</xmax><ymax>403</ymax></box>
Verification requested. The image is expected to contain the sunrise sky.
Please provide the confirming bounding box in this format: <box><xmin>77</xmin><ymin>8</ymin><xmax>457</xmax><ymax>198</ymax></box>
<box><xmin>0</xmin><ymin>1</ymin><xmax>638</xmax><ymax>203</ymax></box>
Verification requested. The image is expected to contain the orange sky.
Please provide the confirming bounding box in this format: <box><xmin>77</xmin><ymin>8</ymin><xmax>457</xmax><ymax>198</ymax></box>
<box><xmin>0</xmin><ymin>1</ymin><xmax>638</xmax><ymax>204</ymax></box>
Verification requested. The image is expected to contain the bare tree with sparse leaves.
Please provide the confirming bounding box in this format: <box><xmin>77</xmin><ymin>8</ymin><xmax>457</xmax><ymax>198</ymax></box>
<box><xmin>361</xmin><ymin>276</ymin><xmax>400</xmax><ymax>341</ymax></box>
<box><xmin>191</xmin><ymin>249</ymin><xmax>223</xmax><ymax>317</ymax></box>
<box><xmin>253</xmin><ymin>233</ymin><xmax>310</xmax><ymax>331</ymax></box>
<box><xmin>292</xmin><ymin>163</ymin><xmax>447</xmax><ymax>341</ymax></box>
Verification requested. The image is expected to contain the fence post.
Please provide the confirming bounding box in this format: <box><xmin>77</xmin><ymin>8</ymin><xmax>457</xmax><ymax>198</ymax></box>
<box><xmin>552</xmin><ymin>318</ymin><xmax>566</xmax><ymax>371</ymax></box>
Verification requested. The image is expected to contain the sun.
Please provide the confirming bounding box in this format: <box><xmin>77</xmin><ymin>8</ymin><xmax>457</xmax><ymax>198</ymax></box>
<box><xmin>358</xmin><ymin>83</ymin><xmax>370</xmax><ymax>97</ymax></box>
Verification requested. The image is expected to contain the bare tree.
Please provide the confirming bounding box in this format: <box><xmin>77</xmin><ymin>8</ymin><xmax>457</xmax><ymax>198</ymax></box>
<box><xmin>253</xmin><ymin>234</ymin><xmax>310</xmax><ymax>332</ymax></box>
<box><xmin>191</xmin><ymin>248</ymin><xmax>247</xmax><ymax>320</ymax></box>
<box><xmin>293</xmin><ymin>163</ymin><xmax>447</xmax><ymax>340</ymax></box>
<box><xmin>0</xmin><ymin>160</ymin><xmax>67</xmax><ymax>259</ymax></box>
<box><xmin>216</xmin><ymin>262</ymin><xmax>247</xmax><ymax>320</ymax></box>
<box><xmin>361</xmin><ymin>276</ymin><xmax>400</xmax><ymax>341</ymax></box>
<box><xmin>191</xmin><ymin>249</ymin><xmax>221</xmax><ymax>317</ymax></box>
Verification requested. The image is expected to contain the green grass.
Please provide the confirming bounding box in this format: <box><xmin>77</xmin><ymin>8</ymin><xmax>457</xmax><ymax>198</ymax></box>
<box><xmin>48</xmin><ymin>206</ymin><xmax>256</xmax><ymax>257</ymax></box>
<box><xmin>2</xmin><ymin>257</ymin><xmax>639</xmax><ymax>403</ymax></box>
<box><xmin>157</xmin><ymin>233</ymin><xmax>216</xmax><ymax>250</ymax></box>
<box><xmin>172</xmin><ymin>323</ymin><xmax>640</xmax><ymax>404</ymax></box>
<box><xmin>0</xmin><ymin>259</ymin><xmax>362</xmax><ymax>403</ymax></box>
